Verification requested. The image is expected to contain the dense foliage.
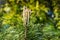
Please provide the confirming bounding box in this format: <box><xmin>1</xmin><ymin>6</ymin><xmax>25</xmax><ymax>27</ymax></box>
<box><xmin>0</xmin><ymin>0</ymin><xmax>60</xmax><ymax>40</ymax></box>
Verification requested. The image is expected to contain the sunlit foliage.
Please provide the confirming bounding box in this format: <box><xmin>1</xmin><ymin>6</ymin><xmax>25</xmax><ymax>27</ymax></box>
<box><xmin>0</xmin><ymin>0</ymin><xmax>60</xmax><ymax>40</ymax></box>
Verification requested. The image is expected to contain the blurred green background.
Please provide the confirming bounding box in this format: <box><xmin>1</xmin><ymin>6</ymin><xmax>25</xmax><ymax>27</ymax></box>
<box><xmin>0</xmin><ymin>0</ymin><xmax>60</xmax><ymax>40</ymax></box>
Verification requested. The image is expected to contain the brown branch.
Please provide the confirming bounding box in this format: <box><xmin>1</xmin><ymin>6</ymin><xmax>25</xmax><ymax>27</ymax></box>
<box><xmin>23</xmin><ymin>6</ymin><xmax>31</xmax><ymax>40</ymax></box>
